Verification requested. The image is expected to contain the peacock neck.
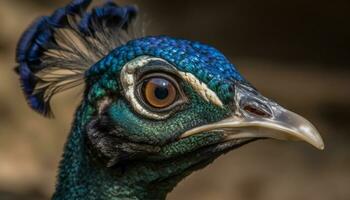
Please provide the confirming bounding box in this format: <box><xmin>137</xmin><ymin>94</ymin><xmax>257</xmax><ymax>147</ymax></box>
<box><xmin>52</xmin><ymin>104</ymin><xmax>170</xmax><ymax>200</ymax></box>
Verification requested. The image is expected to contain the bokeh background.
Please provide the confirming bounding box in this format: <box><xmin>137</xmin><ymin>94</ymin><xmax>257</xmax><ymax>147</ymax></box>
<box><xmin>0</xmin><ymin>0</ymin><xmax>349</xmax><ymax>199</ymax></box>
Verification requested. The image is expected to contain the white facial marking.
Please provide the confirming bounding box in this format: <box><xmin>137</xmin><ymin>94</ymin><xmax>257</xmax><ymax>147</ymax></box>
<box><xmin>98</xmin><ymin>97</ymin><xmax>112</xmax><ymax>115</ymax></box>
<box><xmin>121</xmin><ymin>56</ymin><xmax>169</xmax><ymax>120</ymax></box>
<box><xmin>120</xmin><ymin>56</ymin><xmax>224</xmax><ymax>120</ymax></box>
<box><xmin>179</xmin><ymin>72</ymin><xmax>223</xmax><ymax>107</ymax></box>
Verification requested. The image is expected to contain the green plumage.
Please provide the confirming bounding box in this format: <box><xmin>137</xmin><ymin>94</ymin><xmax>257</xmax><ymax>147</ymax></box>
<box><xmin>16</xmin><ymin>1</ymin><xmax>324</xmax><ymax>199</ymax></box>
<box><xmin>53</xmin><ymin>86</ymin><xmax>231</xmax><ymax>199</ymax></box>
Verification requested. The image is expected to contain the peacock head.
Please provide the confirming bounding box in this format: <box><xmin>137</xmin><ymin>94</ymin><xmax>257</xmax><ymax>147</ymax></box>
<box><xmin>15</xmin><ymin>0</ymin><xmax>324</xmax><ymax>195</ymax></box>
<box><xmin>84</xmin><ymin>35</ymin><xmax>324</xmax><ymax>167</ymax></box>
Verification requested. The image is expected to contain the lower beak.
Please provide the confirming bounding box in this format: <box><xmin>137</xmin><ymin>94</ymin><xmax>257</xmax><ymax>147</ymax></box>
<box><xmin>180</xmin><ymin>82</ymin><xmax>324</xmax><ymax>150</ymax></box>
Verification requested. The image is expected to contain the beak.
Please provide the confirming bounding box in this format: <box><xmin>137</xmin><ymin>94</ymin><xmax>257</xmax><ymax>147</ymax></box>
<box><xmin>180</xmin><ymin>82</ymin><xmax>324</xmax><ymax>150</ymax></box>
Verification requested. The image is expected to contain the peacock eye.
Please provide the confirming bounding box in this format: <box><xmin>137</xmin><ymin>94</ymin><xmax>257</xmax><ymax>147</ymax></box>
<box><xmin>142</xmin><ymin>77</ymin><xmax>177</xmax><ymax>108</ymax></box>
<box><xmin>135</xmin><ymin>72</ymin><xmax>186</xmax><ymax>113</ymax></box>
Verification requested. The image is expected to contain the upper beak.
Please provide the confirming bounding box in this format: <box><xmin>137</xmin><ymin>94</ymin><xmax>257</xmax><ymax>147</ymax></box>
<box><xmin>180</xmin><ymin>82</ymin><xmax>324</xmax><ymax>150</ymax></box>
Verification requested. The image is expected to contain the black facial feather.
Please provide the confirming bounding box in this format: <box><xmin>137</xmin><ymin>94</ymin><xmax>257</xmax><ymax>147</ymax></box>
<box><xmin>86</xmin><ymin>111</ymin><xmax>161</xmax><ymax>167</ymax></box>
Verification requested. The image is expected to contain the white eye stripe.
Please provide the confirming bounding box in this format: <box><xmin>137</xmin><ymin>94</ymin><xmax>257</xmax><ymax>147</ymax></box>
<box><xmin>178</xmin><ymin>72</ymin><xmax>223</xmax><ymax>107</ymax></box>
<box><xmin>120</xmin><ymin>56</ymin><xmax>223</xmax><ymax>120</ymax></box>
<box><xmin>120</xmin><ymin>56</ymin><xmax>167</xmax><ymax>120</ymax></box>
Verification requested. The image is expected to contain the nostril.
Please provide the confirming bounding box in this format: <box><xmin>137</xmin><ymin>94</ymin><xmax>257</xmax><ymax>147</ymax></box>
<box><xmin>243</xmin><ymin>105</ymin><xmax>271</xmax><ymax>118</ymax></box>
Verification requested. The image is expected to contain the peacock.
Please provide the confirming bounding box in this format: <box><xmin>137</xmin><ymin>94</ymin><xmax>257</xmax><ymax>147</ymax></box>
<box><xmin>15</xmin><ymin>0</ymin><xmax>324</xmax><ymax>199</ymax></box>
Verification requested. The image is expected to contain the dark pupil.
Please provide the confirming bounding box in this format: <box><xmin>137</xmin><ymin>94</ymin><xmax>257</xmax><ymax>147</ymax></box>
<box><xmin>154</xmin><ymin>80</ymin><xmax>169</xmax><ymax>100</ymax></box>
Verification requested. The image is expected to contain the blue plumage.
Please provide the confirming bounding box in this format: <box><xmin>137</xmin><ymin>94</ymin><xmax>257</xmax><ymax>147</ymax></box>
<box><xmin>87</xmin><ymin>36</ymin><xmax>244</xmax><ymax>103</ymax></box>
<box><xmin>65</xmin><ymin>0</ymin><xmax>92</xmax><ymax>14</ymax></box>
<box><xmin>15</xmin><ymin>1</ymin><xmax>324</xmax><ymax>199</ymax></box>
<box><xmin>15</xmin><ymin>0</ymin><xmax>137</xmax><ymax>116</ymax></box>
<box><xmin>15</xmin><ymin>0</ymin><xmax>242</xmax><ymax>116</ymax></box>
<box><xmin>16</xmin><ymin>17</ymin><xmax>48</xmax><ymax>67</ymax></box>
<box><xmin>79</xmin><ymin>1</ymin><xmax>137</xmax><ymax>35</ymax></box>
<box><xmin>16</xmin><ymin>17</ymin><xmax>51</xmax><ymax>115</ymax></box>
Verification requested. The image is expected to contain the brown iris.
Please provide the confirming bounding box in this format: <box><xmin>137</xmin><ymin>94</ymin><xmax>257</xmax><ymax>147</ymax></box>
<box><xmin>142</xmin><ymin>77</ymin><xmax>177</xmax><ymax>108</ymax></box>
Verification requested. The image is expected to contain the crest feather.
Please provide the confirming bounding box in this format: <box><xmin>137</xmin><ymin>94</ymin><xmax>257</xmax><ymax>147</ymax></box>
<box><xmin>15</xmin><ymin>0</ymin><xmax>138</xmax><ymax>117</ymax></box>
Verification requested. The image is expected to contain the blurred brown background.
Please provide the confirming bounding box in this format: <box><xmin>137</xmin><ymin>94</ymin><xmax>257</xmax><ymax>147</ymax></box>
<box><xmin>0</xmin><ymin>0</ymin><xmax>349</xmax><ymax>199</ymax></box>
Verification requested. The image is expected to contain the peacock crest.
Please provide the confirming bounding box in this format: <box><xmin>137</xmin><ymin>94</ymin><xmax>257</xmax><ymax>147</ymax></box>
<box><xmin>15</xmin><ymin>0</ymin><xmax>139</xmax><ymax>117</ymax></box>
<box><xmin>15</xmin><ymin>1</ymin><xmax>324</xmax><ymax>199</ymax></box>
